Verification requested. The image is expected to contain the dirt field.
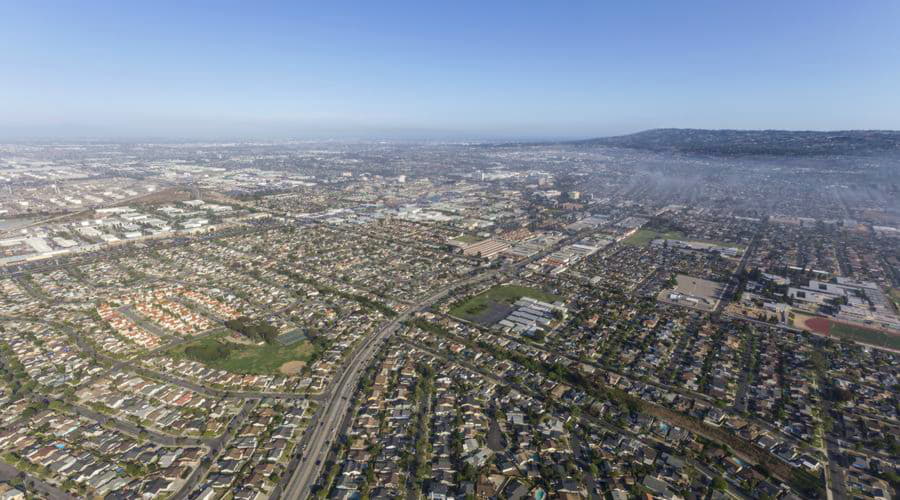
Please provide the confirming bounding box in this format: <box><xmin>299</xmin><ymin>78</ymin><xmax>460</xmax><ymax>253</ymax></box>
<box><xmin>657</xmin><ymin>274</ymin><xmax>723</xmax><ymax>312</ymax></box>
<box><xmin>114</xmin><ymin>187</ymin><xmax>194</xmax><ymax>206</ymax></box>
<box><xmin>804</xmin><ymin>316</ymin><xmax>831</xmax><ymax>335</ymax></box>
<box><xmin>279</xmin><ymin>360</ymin><xmax>307</xmax><ymax>375</ymax></box>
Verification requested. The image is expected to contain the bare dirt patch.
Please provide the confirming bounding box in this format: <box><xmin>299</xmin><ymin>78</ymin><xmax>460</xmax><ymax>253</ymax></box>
<box><xmin>114</xmin><ymin>187</ymin><xmax>194</xmax><ymax>207</ymax></box>
<box><xmin>279</xmin><ymin>360</ymin><xmax>306</xmax><ymax>375</ymax></box>
<box><xmin>804</xmin><ymin>316</ymin><xmax>831</xmax><ymax>335</ymax></box>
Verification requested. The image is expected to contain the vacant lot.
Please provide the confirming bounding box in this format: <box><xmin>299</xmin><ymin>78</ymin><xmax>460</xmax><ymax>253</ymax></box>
<box><xmin>659</xmin><ymin>274</ymin><xmax>724</xmax><ymax>312</ymax></box>
<box><xmin>170</xmin><ymin>334</ymin><xmax>317</xmax><ymax>375</ymax></box>
<box><xmin>450</xmin><ymin>285</ymin><xmax>559</xmax><ymax>324</ymax></box>
<box><xmin>674</xmin><ymin>274</ymin><xmax>723</xmax><ymax>300</ymax></box>
<box><xmin>279</xmin><ymin>360</ymin><xmax>307</xmax><ymax>375</ymax></box>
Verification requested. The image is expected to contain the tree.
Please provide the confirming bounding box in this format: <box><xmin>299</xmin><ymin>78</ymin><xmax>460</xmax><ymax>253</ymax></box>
<box><xmin>711</xmin><ymin>476</ymin><xmax>728</xmax><ymax>491</ymax></box>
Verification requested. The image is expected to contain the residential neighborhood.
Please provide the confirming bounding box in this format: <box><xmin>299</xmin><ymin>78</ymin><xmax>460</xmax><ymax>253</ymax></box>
<box><xmin>0</xmin><ymin>139</ymin><xmax>898</xmax><ymax>500</ymax></box>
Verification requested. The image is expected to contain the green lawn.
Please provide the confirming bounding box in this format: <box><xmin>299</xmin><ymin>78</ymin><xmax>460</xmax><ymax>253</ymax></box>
<box><xmin>170</xmin><ymin>334</ymin><xmax>317</xmax><ymax>374</ymax></box>
<box><xmin>621</xmin><ymin>228</ymin><xmax>746</xmax><ymax>252</ymax></box>
<box><xmin>621</xmin><ymin>229</ymin><xmax>687</xmax><ymax>247</ymax></box>
<box><xmin>450</xmin><ymin>285</ymin><xmax>560</xmax><ymax>320</ymax></box>
<box><xmin>451</xmin><ymin>234</ymin><xmax>482</xmax><ymax>244</ymax></box>
<box><xmin>829</xmin><ymin>322</ymin><xmax>900</xmax><ymax>351</ymax></box>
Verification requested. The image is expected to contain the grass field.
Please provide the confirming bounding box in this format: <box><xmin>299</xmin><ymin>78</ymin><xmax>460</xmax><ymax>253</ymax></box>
<box><xmin>828</xmin><ymin>322</ymin><xmax>900</xmax><ymax>351</ymax></box>
<box><xmin>170</xmin><ymin>334</ymin><xmax>317</xmax><ymax>374</ymax></box>
<box><xmin>451</xmin><ymin>234</ymin><xmax>482</xmax><ymax>244</ymax></box>
<box><xmin>621</xmin><ymin>228</ymin><xmax>746</xmax><ymax>252</ymax></box>
<box><xmin>621</xmin><ymin>229</ymin><xmax>687</xmax><ymax>247</ymax></box>
<box><xmin>450</xmin><ymin>285</ymin><xmax>560</xmax><ymax>322</ymax></box>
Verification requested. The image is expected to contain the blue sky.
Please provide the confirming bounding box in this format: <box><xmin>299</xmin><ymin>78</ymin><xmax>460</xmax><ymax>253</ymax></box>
<box><xmin>1</xmin><ymin>1</ymin><xmax>899</xmax><ymax>139</ymax></box>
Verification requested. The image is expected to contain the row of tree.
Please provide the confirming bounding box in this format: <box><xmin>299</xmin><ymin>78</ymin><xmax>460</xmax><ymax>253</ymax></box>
<box><xmin>225</xmin><ymin>316</ymin><xmax>279</xmax><ymax>344</ymax></box>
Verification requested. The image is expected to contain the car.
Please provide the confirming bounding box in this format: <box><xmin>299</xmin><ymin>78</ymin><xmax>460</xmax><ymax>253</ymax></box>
<box><xmin>315</xmin><ymin>459</ymin><xmax>321</xmax><ymax>466</ymax></box>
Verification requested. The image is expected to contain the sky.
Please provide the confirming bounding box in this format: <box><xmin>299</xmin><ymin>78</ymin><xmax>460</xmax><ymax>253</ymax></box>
<box><xmin>1</xmin><ymin>1</ymin><xmax>899</xmax><ymax>140</ymax></box>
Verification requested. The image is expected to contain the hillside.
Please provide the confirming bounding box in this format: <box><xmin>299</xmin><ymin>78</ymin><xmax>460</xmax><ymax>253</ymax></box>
<box><xmin>572</xmin><ymin>129</ymin><xmax>900</xmax><ymax>157</ymax></box>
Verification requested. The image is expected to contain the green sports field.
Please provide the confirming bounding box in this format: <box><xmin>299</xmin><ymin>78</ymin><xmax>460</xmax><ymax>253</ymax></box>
<box><xmin>621</xmin><ymin>229</ymin><xmax>687</xmax><ymax>247</ymax></box>
<box><xmin>621</xmin><ymin>228</ymin><xmax>747</xmax><ymax>252</ymax></box>
<box><xmin>828</xmin><ymin>322</ymin><xmax>900</xmax><ymax>351</ymax></box>
<box><xmin>169</xmin><ymin>333</ymin><xmax>318</xmax><ymax>375</ymax></box>
<box><xmin>450</xmin><ymin>285</ymin><xmax>560</xmax><ymax>324</ymax></box>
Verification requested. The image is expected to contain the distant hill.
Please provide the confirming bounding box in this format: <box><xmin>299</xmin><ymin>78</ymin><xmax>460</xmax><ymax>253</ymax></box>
<box><xmin>571</xmin><ymin>129</ymin><xmax>900</xmax><ymax>157</ymax></box>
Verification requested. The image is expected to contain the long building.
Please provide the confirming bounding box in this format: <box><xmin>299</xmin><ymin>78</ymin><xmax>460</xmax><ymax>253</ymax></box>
<box><xmin>462</xmin><ymin>239</ymin><xmax>510</xmax><ymax>258</ymax></box>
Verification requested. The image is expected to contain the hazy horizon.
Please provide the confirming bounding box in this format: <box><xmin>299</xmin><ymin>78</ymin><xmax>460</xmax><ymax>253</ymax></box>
<box><xmin>4</xmin><ymin>124</ymin><xmax>900</xmax><ymax>145</ymax></box>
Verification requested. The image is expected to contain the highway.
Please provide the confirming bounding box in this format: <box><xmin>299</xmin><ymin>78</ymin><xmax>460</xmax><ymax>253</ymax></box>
<box><xmin>276</xmin><ymin>234</ymin><xmax>579</xmax><ymax>498</ymax></box>
<box><xmin>0</xmin><ymin>222</ymin><xmax>574</xmax><ymax>499</ymax></box>
<box><xmin>276</xmin><ymin>271</ymin><xmax>497</xmax><ymax>499</ymax></box>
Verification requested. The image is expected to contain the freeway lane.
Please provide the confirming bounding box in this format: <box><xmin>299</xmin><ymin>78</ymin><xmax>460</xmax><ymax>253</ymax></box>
<box><xmin>277</xmin><ymin>231</ymin><xmax>582</xmax><ymax>499</ymax></box>
<box><xmin>276</xmin><ymin>271</ymin><xmax>499</xmax><ymax>499</ymax></box>
<box><xmin>278</xmin><ymin>320</ymin><xmax>400</xmax><ymax>499</ymax></box>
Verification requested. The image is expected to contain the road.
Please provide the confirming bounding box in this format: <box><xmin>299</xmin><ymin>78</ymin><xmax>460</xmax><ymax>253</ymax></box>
<box><xmin>171</xmin><ymin>398</ymin><xmax>260</xmax><ymax>500</ymax></box>
<box><xmin>1</xmin><ymin>316</ymin><xmax>312</xmax><ymax>403</ymax></box>
<box><xmin>402</xmin><ymin>337</ymin><xmax>755</xmax><ymax>500</ymax></box>
<box><xmin>276</xmin><ymin>231</ymin><xmax>592</xmax><ymax>498</ymax></box>
<box><xmin>277</xmin><ymin>318</ymin><xmax>399</xmax><ymax>499</ymax></box>
<box><xmin>1</xmin><ymin>314</ymin><xmax>269</xmax><ymax>499</ymax></box>
<box><xmin>0</xmin><ymin>461</ymin><xmax>76</xmax><ymax>500</ymax></box>
<box><xmin>0</xmin><ymin>219</ymin><xmax>288</xmax><ymax>279</ymax></box>
<box><xmin>823</xmin><ymin>436</ymin><xmax>848</xmax><ymax>500</ymax></box>
<box><xmin>714</xmin><ymin>222</ymin><xmax>764</xmax><ymax>314</ymax></box>
<box><xmin>276</xmin><ymin>271</ymin><xmax>497</xmax><ymax>499</ymax></box>
<box><xmin>0</xmin><ymin>202</ymin><xmax>393</xmax><ymax>279</ymax></box>
<box><xmin>0</xmin><ymin>220</ymin><xmax>570</xmax><ymax>499</ymax></box>
<box><xmin>49</xmin><ymin>397</ymin><xmax>207</xmax><ymax>447</ymax></box>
